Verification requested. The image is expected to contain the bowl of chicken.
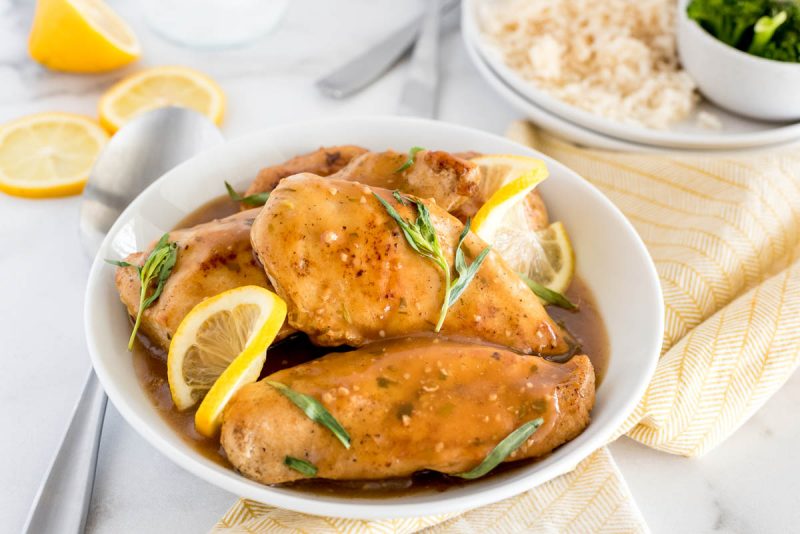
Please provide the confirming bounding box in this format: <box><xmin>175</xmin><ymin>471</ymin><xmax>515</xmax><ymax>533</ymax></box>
<box><xmin>84</xmin><ymin>116</ymin><xmax>663</xmax><ymax>519</ymax></box>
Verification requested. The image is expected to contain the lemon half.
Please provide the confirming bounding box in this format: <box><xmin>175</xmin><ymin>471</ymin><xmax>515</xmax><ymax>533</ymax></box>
<box><xmin>167</xmin><ymin>286</ymin><xmax>286</xmax><ymax>436</ymax></box>
<box><xmin>0</xmin><ymin>113</ymin><xmax>109</xmax><ymax>198</ymax></box>
<box><xmin>29</xmin><ymin>0</ymin><xmax>141</xmax><ymax>73</ymax></box>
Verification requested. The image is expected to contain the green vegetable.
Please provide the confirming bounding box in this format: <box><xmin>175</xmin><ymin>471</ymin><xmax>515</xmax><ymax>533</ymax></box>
<box><xmin>284</xmin><ymin>456</ymin><xmax>318</xmax><ymax>477</ymax></box>
<box><xmin>687</xmin><ymin>0</ymin><xmax>764</xmax><ymax>47</ymax></box>
<box><xmin>455</xmin><ymin>418</ymin><xmax>544</xmax><ymax>479</ymax></box>
<box><xmin>225</xmin><ymin>181</ymin><xmax>270</xmax><ymax>207</ymax></box>
<box><xmin>687</xmin><ymin>0</ymin><xmax>800</xmax><ymax>62</ymax></box>
<box><xmin>374</xmin><ymin>192</ymin><xmax>490</xmax><ymax>331</ymax></box>
<box><xmin>106</xmin><ymin>234</ymin><xmax>178</xmax><ymax>350</ymax></box>
<box><xmin>266</xmin><ymin>380</ymin><xmax>351</xmax><ymax>449</ymax></box>
<box><xmin>519</xmin><ymin>273</ymin><xmax>577</xmax><ymax>311</ymax></box>
<box><xmin>750</xmin><ymin>10</ymin><xmax>789</xmax><ymax>53</ymax></box>
<box><xmin>394</xmin><ymin>146</ymin><xmax>425</xmax><ymax>173</ymax></box>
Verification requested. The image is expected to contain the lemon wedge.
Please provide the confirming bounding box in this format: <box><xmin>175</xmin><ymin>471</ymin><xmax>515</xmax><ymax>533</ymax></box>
<box><xmin>471</xmin><ymin>155</ymin><xmax>549</xmax><ymax>243</ymax></box>
<box><xmin>29</xmin><ymin>0</ymin><xmax>141</xmax><ymax>73</ymax></box>
<box><xmin>167</xmin><ymin>286</ymin><xmax>286</xmax><ymax>436</ymax></box>
<box><xmin>98</xmin><ymin>66</ymin><xmax>226</xmax><ymax>133</ymax></box>
<box><xmin>0</xmin><ymin>113</ymin><xmax>109</xmax><ymax>198</ymax></box>
<box><xmin>470</xmin><ymin>155</ymin><xmax>575</xmax><ymax>295</ymax></box>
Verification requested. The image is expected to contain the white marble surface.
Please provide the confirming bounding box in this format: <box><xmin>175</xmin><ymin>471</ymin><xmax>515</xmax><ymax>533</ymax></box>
<box><xmin>0</xmin><ymin>0</ymin><xmax>798</xmax><ymax>532</ymax></box>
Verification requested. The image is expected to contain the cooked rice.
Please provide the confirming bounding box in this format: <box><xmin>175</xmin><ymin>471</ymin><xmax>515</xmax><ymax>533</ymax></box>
<box><xmin>478</xmin><ymin>0</ymin><xmax>698</xmax><ymax>129</ymax></box>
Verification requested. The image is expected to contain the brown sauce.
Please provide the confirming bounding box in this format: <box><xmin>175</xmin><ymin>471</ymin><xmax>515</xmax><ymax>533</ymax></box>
<box><xmin>131</xmin><ymin>194</ymin><xmax>610</xmax><ymax>496</ymax></box>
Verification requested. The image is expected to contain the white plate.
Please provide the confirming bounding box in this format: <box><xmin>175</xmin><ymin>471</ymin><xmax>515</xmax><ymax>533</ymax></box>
<box><xmin>463</xmin><ymin>0</ymin><xmax>800</xmax><ymax>150</ymax></box>
<box><xmin>84</xmin><ymin>117</ymin><xmax>663</xmax><ymax>520</ymax></box>
<box><xmin>463</xmin><ymin>34</ymin><xmax>654</xmax><ymax>151</ymax></box>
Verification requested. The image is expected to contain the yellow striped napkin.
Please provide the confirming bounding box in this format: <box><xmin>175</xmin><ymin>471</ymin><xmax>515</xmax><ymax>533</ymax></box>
<box><xmin>212</xmin><ymin>124</ymin><xmax>800</xmax><ymax>533</ymax></box>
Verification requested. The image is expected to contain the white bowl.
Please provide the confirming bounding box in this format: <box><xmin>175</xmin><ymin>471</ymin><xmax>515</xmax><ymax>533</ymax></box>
<box><xmin>84</xmin><ymin>117</ymin><xmax>663</xmax><ymax>520</ymax></box>
<box><xmin>677</xmin><ymin>0</ymin><xmax>800</xmax><ymax>121</ymax></box>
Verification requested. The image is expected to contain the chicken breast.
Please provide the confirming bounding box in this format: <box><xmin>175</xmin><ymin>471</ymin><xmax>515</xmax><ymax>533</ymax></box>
<box><xmin>250</xmin><ymin>174</ymin><xmax>567</xmax><ymax>354</ymax></box>
<box><xmin>221</xmin><ymin>338</ymin><xmax>595</xmax><ymax>484</ymax></box>
<box><xmin>330</xmin><ymin>149</ymin><xmax>480</xmax><ymax>212</ymax></box>
<box><xmin>114</xmin><ymin>210</ymin><xmax>293</xmax><ymax>351</ymax></box>
<box><xmin>245</xmin><ymin>145</ymin><xmax>368</xmax><ymax>199</ymax></box>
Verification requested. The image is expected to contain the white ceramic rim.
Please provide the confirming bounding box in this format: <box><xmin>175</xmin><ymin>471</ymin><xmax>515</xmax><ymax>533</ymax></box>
<box><xmin>463</xmin><ymin>0</ymin><xmax>800</xmax><ymax>149</ymax></box>
<box><xmin>84</xmin><ymin>116</ymin><xmax>663</xmax><ymax>520</ymax></box>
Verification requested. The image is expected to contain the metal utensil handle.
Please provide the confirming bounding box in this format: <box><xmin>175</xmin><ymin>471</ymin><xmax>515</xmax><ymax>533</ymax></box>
<box><xmin>23</xmin><ymin>370</ymin><xmax>107</xmax><ymax>534</ymax></box>
<box><xmin>315</xmin><ymin>0</ymin><xmax>458</xmax><ymax>99</ymax></box>
<box><xmin>397</xmin><ymin>0</ymin><xmax>443</xmax><ymax>118</ymax></box>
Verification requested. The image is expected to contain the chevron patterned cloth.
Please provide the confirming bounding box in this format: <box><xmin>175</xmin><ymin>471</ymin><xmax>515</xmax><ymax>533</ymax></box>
<box><xmin>212</xmin><ymin>124</ymin><xmax>800</xmax><ymax>533</ymax></box>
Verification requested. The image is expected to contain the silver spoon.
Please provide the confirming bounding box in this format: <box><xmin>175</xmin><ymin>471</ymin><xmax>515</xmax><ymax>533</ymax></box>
<box><xmin>23</xmin><ymin>107</ymin><xmax>224</xmax><ymax>534</ymax></box>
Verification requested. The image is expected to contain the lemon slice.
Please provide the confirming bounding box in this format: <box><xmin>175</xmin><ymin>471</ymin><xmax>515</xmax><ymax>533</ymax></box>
<box><xmin>167</xmin><ymin>286</ymin><xmax>286</xmax><ymax>434</ymax></box>
<box><xmin>525</xmin><ymin>221</ymin><xmax>575</xmax><ymax>294</ymax></box>
<box><xmin>471</xmin><ymin>156</ymin><xmax>549</xmax><ymax>244</ymax></box>
<box><xmin>29</xmin><ymin>0</ymin><xmax>140</xmax><ymax>73</ymax></box>
<box><xmin>471</xmin><ymin>155</ymin><xmax>575</xmax><ymax>295</ymax></box>
<box><xmin>0</xmin><ymin>113</ymin><xmax>109</xmax><ymax>198</ymax></box>
<box><xmin>99</xmin><ymin>66</ymin><xmax>226</xmax><ymax>133</ymax></box>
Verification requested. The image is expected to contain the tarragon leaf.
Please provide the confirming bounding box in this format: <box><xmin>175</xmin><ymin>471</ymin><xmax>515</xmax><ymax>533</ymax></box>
<box><xmin>393</xmin><ymin>146</ymin><xmax>425</xmax><ymax>173</ymax></box>
<box><xmin>225</xmin><ymin>181</ymin><xmax>270</xmax><ymax>207</ymax></box>
<box><xmin>266</xmin><ymin>380</ymin><xmax>351</xmax><ymax>449</ymax></box>
<box><xmin>284</xmin><ymin>456</ymin><xmax>318</xmax><ymax>477</ymax></box>
<box><xmin>455</xmin><ymin>418</ymin><xmax>544</xmax><ymax>479</ymax></box>
<box><xmin>448</xmin><ymin>218</ymin><xmax>491</xmax><ymax>308</ymax></box>
<box><xmin>519</xmin><ymin>273</ymin><xmax>577</xmax><ymax>311</ymax></box>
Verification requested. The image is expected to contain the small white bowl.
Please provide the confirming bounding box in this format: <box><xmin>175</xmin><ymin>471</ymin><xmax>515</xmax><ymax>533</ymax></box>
<box><xmin>84</xmin><ymin>117</ymin><xmax>663</xmax><ymax>520</ymax></box>
<box><xmin>677</xmin><ymin>0</ymin><xmax>800</xmax><ymax>121</ymax></box>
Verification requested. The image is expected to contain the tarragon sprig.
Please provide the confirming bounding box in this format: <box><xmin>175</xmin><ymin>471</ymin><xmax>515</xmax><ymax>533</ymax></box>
<box><xmin>106</xmin><ymin>234</ymin><xmax>178</xmax><ymax>350</ymax></box>
<box><xmin>393</xmin><ymin>146</ymin><xmax>425</xmax><ymax>173</ymax></box>
<box><xmin>225</xmin><ymin>181</ymin><xmax>270</xmax><ymax>207</ymax></box>
<box><xmin>374</xmin><ymin>191</ymin><xmax>490</xmax><ymax>331</ymax></box>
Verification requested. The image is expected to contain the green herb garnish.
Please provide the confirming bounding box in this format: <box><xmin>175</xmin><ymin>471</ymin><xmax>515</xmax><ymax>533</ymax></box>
<box><xmin>374</xmin><ymin>193</ymin><xmax>490</xmax><ymax>331</ymax></box>
<box><xmin>266</xmin><ymin>380</ymin><xmax>351</xmax><ymax>449</ymax></box>
<box><xmin>519</xmin><ymin>273</ymin><xmax>577</xmax><ymax>311</ymax></box>
<box><xmin>449</xmin><ymin>218</ymin><xmax>491</xmax><ymax>308</ymax></box>
<box><xmin>225</xmin><ymin>181</ymin><xmax>270</xmax><ymax>207</ymax></box>
<box><xmin>284</xmin><ymin>456</ymin><xmax>318</xmax><ymax>477</ymax></box>
<box><xmin>106</xmin><ymin>234</ymin><xmax>178</xmax><ymax>350</ymax></box>
<box><xmin>394</xmin><ymin>146</ymin><xmax>425</xmax><ymax>173</ymax></box>
<box><xmin>455</xmin><ymin>418</ymin><xmax>544</xmax><ymax>479</ymax></box>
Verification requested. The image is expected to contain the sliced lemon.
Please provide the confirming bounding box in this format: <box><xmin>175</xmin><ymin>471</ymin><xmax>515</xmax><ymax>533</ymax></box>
<box><xmin>99</xmin><ymin>66</ymin><xmax>226</xmax><ymax>133</ymax></box>
<box><xmin>471</xmin><ymin>156</ymin><xmax>549</xmax><ymax>243</ymax></box>
<box><xmin>29</xmin><ymin>0</ymin><xmax>140</xmax><ymax>73</ymax></box>
<box><xmin>471</xmin><ymin>155</ymin><xmax>575</xmax><ymax>295</ymax></box>
<box><xmin>0</xmin><ymin>113</ymin><xmax>109</xmax><ymax>198</ymax></box>
<box><xmin>167</xmin><ymin>286</ymin><xmax>286</xmax><ymax>434</ymax></box>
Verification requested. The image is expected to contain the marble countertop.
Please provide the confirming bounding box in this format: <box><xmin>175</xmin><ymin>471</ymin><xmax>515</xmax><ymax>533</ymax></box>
<box><xmin>1</xmin><ymin>0</ymin><xmax>798</xmax><ymax>532</ymax></box>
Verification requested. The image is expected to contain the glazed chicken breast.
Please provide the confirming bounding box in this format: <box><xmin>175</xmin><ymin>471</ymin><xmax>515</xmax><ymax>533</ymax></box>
<box><xmin>250</xmin><ymin>174</ymin><xmax>567</xmax><ymax>354</ymax></box>
<box><xmin>245</xmin><ymin>145</ymin><xmax>368</xmax><ymax>200</ymax></box>
<box><xmin>221</xmin><ymin>338</ymin><xmax>595</xmax><ymax>484</ymax></box>
<box><xmin>114</xmin><ymin>210</ymin><xmax>293</xmax><ymax>351</ymax></box>
<box><xmin>330</xmin><ymin>149</ymin><xmax>480</xmax><ymax>212</ymax></box>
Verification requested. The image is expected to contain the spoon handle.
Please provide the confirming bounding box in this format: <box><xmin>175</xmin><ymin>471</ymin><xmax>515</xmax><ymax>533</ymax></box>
<box><xmin>23</xmin><ymin>369</ymin><xmax>107</xmax><ymax>534</ymax></box>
